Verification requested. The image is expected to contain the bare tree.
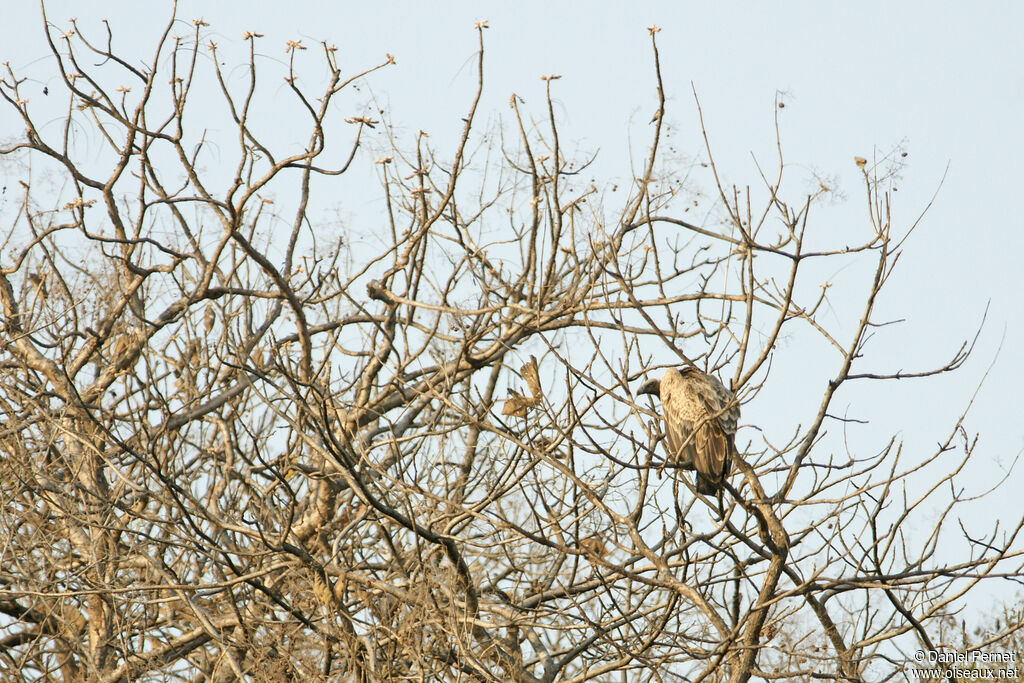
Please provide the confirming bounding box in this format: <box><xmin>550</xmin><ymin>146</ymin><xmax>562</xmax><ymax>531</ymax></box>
<box><xmin>1</xmin><ymin>11</ymin><xmax>1019</xmax><ymax>683</ymax></box>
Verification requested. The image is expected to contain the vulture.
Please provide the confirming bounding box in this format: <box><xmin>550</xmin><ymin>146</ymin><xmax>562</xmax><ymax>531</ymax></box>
<box><xmin>637</xmin><ymin>367</ymin><xmax>740</xmax><ymax>495</ymax></box>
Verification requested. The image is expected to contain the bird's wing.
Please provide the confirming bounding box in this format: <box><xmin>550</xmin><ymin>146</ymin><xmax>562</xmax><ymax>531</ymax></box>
<box><xmin>687</xmin><ymin>373</ymin><xmax>734</xmax><ymax>488</ymax></box>
<box><xmin>698</xmin><ymin>374</ymin><xmax>740</xmax><ymax>436</ymax></box>
<box><xmin>692</xmin><ymin>419</ymin><xmax>729</xmax><ymax>484</ymax></box>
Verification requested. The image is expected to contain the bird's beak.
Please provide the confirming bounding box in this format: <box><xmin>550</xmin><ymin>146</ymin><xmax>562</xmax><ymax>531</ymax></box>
<box><xmin>636</xmin><ymin>379</ymin><xmax>660</xmax><ymax>397</ymax></box>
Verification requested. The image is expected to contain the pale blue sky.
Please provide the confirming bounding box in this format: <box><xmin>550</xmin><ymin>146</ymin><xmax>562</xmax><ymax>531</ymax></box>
<box><xmin>3</xmin><ymin>1</ymin><xmax>1022</xmax><ymax>605</ymax></box>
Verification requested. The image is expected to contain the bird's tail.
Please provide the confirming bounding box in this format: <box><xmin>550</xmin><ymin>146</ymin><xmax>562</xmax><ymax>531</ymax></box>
<box><xmin>695</xmin><ymin>473</ymin><xmax>719</xmax><ymax>496</ymax></box>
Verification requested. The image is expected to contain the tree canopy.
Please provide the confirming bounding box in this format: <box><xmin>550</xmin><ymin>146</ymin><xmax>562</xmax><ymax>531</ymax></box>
<box><xmin>0</xmin><ymin>11</ymin><xmax>1019</xmax><ymax>683</ymax></box>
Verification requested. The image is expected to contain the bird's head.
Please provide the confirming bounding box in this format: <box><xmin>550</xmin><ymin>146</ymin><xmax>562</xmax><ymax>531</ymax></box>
<box><xmin>636</xmin><ymin>378</ymin><xmax>661</xmax><ymax>399</ymax></box>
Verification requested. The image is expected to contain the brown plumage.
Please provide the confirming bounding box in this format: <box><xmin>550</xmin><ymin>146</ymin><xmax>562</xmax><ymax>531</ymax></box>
<box><xmin>638</xmin><ymin>367</ymin><xmax>739</xmax><ymax>495</ymax></box>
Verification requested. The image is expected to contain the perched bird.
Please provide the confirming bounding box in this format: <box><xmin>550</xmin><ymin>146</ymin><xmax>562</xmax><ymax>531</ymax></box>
<box><xmin>637</xmin><ymin>367</ymin><xmax>739</xmax><ymax>495</ymax></box>
<box><xmin>502</xmin><ymin>356</ymin><xmax>543</xmax><ymax>418</ymax></box>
